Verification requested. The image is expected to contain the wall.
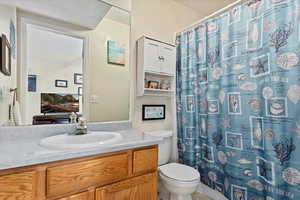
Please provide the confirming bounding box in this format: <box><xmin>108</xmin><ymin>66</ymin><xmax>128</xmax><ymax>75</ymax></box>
<box><xmin>130</xmin><ymin>0</ymin><xmax>203</xmax><ymax>131</ymax></box>
<box><xmin>0</xmin><ymin>4</ymin><xmax>17</xmax><ymax>126</ymax></box>
<box><xmin>89</xmin><ymin>18</ymin><xmax>130</xmax><ymax>122</ymax></box>
<box><xmin>25</xmin><ymin>59</ymin><xmax>83</xmax><ymax>124</ymax></box>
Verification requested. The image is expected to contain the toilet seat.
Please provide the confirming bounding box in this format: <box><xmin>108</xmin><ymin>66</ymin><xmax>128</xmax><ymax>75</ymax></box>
<box><xmin>159</xmin><ymin>163</ymin><xmax>200</xmax><ymax>182</ymax></box>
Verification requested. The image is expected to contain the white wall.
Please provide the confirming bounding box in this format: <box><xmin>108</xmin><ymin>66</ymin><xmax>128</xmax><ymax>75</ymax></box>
<box><xmin>0</xmin><ymin>4</ymin><xmax>17</xmax><ymax>126</ymax></box>
<box><xmin>130</xmin><ymin>0</ymin><xmax>203</xmax><ymax>132</ymax></box>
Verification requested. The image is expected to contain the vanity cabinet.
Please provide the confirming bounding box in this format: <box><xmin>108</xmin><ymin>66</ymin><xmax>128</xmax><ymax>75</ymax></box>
<box><xmin>95</xmin><ymin>172</ymin><xmax>157</xmax><ymax>200</ymax></box>
<box><xmin>0</xmin><ymin>145</ymin><xmax>158</xmax><ymax>200</ymax></box>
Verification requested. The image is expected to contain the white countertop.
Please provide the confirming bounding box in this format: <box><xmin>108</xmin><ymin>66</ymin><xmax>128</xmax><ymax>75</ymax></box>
<box><xmin>0</xmin><ymin>129</ymin><xmax>162</xmax><ymax>170</ymax></box>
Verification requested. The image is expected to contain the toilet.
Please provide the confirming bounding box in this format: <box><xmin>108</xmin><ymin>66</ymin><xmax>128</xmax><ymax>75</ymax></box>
<box><xmin>144</xmin><ymin>130</ymin><xmax>200</xmax><ymax>200</ymax></box>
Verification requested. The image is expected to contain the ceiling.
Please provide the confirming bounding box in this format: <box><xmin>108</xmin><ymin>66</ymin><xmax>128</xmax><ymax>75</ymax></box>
<box><xmin>173</xmin><ymin>0</ymin><xmax>238</xmax><ymax>16</ymax></box>
<box><xmin>0</xmin><ymin>0</ymin><xmax>112</xmax><ymax>29</ymax></box>
<box><xmin>27</xmin><ymin>24</ymin><xmax>83</xmax><ymax>71</ymax></box>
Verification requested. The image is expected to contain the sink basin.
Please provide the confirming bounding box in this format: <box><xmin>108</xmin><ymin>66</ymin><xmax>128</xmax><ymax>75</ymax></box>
<box><xmin>40</xmin><ymin>131</ymin><xmax>123</xmax><ymax>150</ymax></box>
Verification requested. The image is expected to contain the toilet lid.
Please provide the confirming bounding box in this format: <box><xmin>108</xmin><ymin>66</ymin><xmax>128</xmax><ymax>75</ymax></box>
<box><xmin>159</xmin><ymin>163</ymin><xmax>200</xmax><ymax>182</ymax></box>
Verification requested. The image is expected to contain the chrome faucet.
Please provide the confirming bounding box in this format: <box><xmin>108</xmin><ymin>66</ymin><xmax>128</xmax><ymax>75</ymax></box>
<box><xmin>70</xmin><ymin>118</ymin><xmax>88</xmax><ymax>135</ymax></box>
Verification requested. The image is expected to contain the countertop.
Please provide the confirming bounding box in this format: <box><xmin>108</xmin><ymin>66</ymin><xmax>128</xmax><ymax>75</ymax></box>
<box><xmin>0</xmin><ymin>129</ymin><xmax>162</xmax><ymax>171</ymax></box>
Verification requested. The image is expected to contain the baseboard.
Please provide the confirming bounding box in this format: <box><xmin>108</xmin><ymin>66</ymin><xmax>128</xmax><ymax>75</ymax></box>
<box><xmin>197</xmin><ymin>183</ymin><xmax>228</xmax><ymax>200</ymax></box>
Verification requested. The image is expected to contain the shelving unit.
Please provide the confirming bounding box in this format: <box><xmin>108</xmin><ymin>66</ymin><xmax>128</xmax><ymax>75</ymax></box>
<box><xmin>136</xmin><ymin>36</ymin><xmax>176</xmax><ymax>97</ymax></box>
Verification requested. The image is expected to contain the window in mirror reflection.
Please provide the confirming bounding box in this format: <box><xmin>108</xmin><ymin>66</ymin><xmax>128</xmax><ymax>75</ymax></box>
<box><xmin>26</xmin><ymin>25</ymin><xmax>83</xmax><ymax>125</ymax></box>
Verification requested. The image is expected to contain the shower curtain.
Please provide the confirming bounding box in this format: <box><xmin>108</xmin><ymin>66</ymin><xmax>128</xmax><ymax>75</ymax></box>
<box><xmin>176</xmin><ymin>0</ymin><xmax>300</xmax><ymax>199</ymax></box>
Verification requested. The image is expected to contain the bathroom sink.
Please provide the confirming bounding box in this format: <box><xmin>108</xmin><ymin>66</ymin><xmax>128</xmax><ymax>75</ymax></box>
<box><xmin>40</xmin><ymin>131</ymin><xmax>123</xmax><ymax>150</ymax></box>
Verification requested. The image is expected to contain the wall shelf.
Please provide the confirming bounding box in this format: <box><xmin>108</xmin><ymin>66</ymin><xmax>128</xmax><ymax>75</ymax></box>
<box><xmin>137</xmin><ymin>36</ymin><xmax>176</xmax><ymax>97</ymax></box>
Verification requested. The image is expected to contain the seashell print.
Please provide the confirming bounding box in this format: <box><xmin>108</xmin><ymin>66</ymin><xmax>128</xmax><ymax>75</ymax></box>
<box><xmin>287</xmin><ymin>85</ymin><xmax>300</xmax><ymax>104</ymax></box>
<box><xmin>237</xmin><ymin>73</ymin><xmax>247</xmax><ymax>81</ymax></box>
<box><xmin>233</xmin><ymin>64</ymin><xmax>246</xmax><ymax>70</ymax></box>
<box><xmin>212</xmin><ymin>67</ymin><xmax>222</xmax><ymax>80</ymax></box>
<box><xmin>269</xmin><ymin>102</ymin><xmax>285</xmax><ymax>116</ymax></box>
<box><xmin>207</xmin><ymin>21</ymin><xmax>217</xmax><ymax>33</ymax></box>
<box><xmin>264</xmin><ymin>129</ymin><xmax>276</xmax><ymax>138</ymax></box>
<box><xmin>247</xmin><ymin>180</ymin><xmax>264</xmax><ymax>191</ymax></box>
<box><xmin>277</xmin><ymin>52</ymin><xmax>299</xmax><ymax>70</ymax></box>
<box><xmin>208</xmin><ymin>171</ymin><xmax>217</xmax><ymax>181</ymax></box>
<box><xmin>240</xmin><ymin>82</ymin><xmax>257</xmax><ymax>91</ymax></box>
<box><xmin>254</xmin><ymin>123</ymin><xmax>263</xmax><ymax>141</ymax></box>
<box><xmin>227</xmin><ymin>151</ymin><xmax>236</xmax><ymax>157</ymax></box>
<box><xmin>208</xmin><ymin>103</ymin><xmax>218</xmax><ymax>113</ymax></box>
<box><xmin>291</xmin><ymin>122</ymin><xmax>300</xmax><ymax>138</ymax></box>
<box><xmin>262</xmin><ymin>87</ymin><xmax>273</xmax><ymax>99</ymax></box>
<box><xmin>237</xmin><ymin>158</ymin><xmax>252</xmax><ymax>164</ymax></box>
<box><xmin>246</xmin><ymin>98</ymin><xmax>261</xmax><ymax>112</ymax></box>
<box><xmin>244</xmin><ymin>169</ymin><xmax>253</xmax><ymax>176</ymax></box>
<box><xmin>250</xmin><ymin>23</ymin><xmax>259</xmax><ymax>42</ymax></box>
<box><xmin>194</xmin><ymin>88</ymin><xmax>202</xmax><ymax>95</ymax></box>
<box><xmin>282</xmin><ymin>168</ymin><xmax>300</xmax><ymax>185</ymax></box>
<box><xmin>219</xmin><ymin>91</ymin><xmax>225</xmax><ymax>104</ymax></box>
<box><xmin>218</xmin><ymin>151</ymin><xmax>227</xmax><ymax>164</ymax></box>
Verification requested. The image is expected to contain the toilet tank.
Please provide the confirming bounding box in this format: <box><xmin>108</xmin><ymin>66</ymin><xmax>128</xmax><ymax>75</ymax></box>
<box><xmin>144</xmin><ymin>130</ymin><xmax>173</xmax><ymax>165</ymax></box>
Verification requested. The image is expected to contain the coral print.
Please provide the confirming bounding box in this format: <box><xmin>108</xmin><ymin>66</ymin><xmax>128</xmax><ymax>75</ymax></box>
<box><xmin>269</xmin><ymin>22</ymin><xmax>293</xmax><ymax>53</ymax></box>
<box><xmin>176</xmin><ymin>0</ymin><xmax>300</xmax><ymax>199</ymax></box>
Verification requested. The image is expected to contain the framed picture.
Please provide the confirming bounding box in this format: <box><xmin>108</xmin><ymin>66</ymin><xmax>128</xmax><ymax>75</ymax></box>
<box><xmin>74</xmin><ymin>73</ymin><xmax>83</xmax><ymax>85</ymax></box>
<box><xmin>107</xmin><ymin>40</ymin><xmax>125</xmax><ymax>66</ymax></box>
<box><xmin>142</xmin><ymin>105</ymin><xmax>166</xmax><ymax>120</ymax></box>
<box><xmin>78</xmin><ymin>87</ymin><xmax>82</xmax><ymax>96</ymax></box>
<box><xmin>0</xmin><ymin>34</ymin><xmax>11</xmax><ymax>76</ymax></box>
<box><xmin>55</xmin><ymin>80</ymin><xmax>68</xmax><ymax>88</ymax></box>
<box><xmin>28</xmin><ymin>75</ymin><xmax>37</xmax><ymax>92</ymax></box>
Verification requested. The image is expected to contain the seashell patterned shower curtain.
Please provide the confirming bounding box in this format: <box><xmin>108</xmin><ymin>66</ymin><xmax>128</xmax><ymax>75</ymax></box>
<box><xmin>175</xmin><ymin>0</ymin><xmax>300</xmax><ymax>199</ymax></box>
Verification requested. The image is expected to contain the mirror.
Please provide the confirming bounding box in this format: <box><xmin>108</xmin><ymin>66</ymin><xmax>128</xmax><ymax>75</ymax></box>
<box><xmin>0</xmin><ymin>1</ymin><xmax>131</xmax><ymax>126</ymax></box>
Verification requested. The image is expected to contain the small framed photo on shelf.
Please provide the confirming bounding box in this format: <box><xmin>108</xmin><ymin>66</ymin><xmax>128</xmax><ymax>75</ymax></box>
<box><xmin>78</xmin><ymin>87</ymin><xmax>82</xmax><ymax>96</ymax></box>
<box><xmin>148</xmin><ymin>80</ymin><xmax>159</xmax><ymax>89</ymax></box>
<box><xmin>142</xmin><ymin>105</ymin><xmax>166</xmax><ymax>120</ymax></box>
<box><xmin>0</xmin><ymin>34</ymin><xmax>11</xmax><ymax>76</ymax></box>
<box><xmin>55</xmin><ymin>80</ymin><xmax>68</xmax><ymax>88</ymax></box>
<box><xmin>74</xmin><ymin>73</ymin><xmax>83</xmax><ymax>85</ymax></box>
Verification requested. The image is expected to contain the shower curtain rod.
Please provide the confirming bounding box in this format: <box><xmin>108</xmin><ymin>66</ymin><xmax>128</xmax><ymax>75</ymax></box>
<box><xmin>176</xmin><ymin>0</ymin><xmax>242</xmax><ymax>34</ymax></box>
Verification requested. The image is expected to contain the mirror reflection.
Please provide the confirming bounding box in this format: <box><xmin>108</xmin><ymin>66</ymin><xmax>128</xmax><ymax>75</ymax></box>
<box><xmin>0</xmin><ymin>1</ymin><xmax>130</xmax><ymax>126</ymax></box>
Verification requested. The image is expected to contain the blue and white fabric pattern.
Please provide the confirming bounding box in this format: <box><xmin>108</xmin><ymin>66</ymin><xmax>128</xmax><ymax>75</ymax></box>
<box><xmin>176</xmin><ymin>0</ymin><xmax>300</xmax><ymax>199</ymax></box>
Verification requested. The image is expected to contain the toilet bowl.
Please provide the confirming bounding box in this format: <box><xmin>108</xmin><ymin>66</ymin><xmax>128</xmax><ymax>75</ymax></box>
<box><xmin>144</xmin><ymin>131</ymin><xmax>201</xmax><ymax>200</ymax></box>
<box><xmin>159</xmin><ymin>163</ymin><xmax>200</xmax><ymax>200</ymax></box>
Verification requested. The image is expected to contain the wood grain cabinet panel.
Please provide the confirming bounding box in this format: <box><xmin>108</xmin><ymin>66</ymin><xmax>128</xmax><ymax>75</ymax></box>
<box><xmin>47</xmin><ymin>153</ymin><xmax>129</xmax><ymax>198</ymax></box>
<box><xmin>57</xmin><ymin>191</ymin><xmax>92</xmax><ymax>200</ymax></box>
<box><xmin>0</xmin><ymin>171</ymin><xmax>36</xmax><ymax>200</ymax></box>
<box><xmin>133</xmin><ymin>147</ymin><xmax>158</xmax><ymax>174</ymax></box>
<box><xmin>95</xmin><ymin>172</ymin><xmax>157</xmax><ymax>200</ymax></box>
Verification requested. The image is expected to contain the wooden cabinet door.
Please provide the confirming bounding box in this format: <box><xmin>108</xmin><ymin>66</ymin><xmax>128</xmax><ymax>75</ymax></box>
<box><xmin>159</xmin><ymin>44</ymin><xmax>176</xmax><ymax>75</ymax></box>
<box><xmin>95</xmin><ymin>172</ymin><xmax>157</xmax><ymax>200</ymax></box>
<box><xmin>57</xmin><ymin>191</ymin><xmax>93</xmax><ymax>200</ymax></box>
<box><xmin>0</xmin><ymin>171</ymin><xmax>37</xmax><ymax>200</ymax></box>
<box><xmin>144</xmin><ymin>39</ymin><xmax>161</xmax><ymax>73</ymax></box>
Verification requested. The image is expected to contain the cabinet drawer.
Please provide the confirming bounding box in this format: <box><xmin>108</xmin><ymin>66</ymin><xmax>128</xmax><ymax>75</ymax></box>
<box><xmin>133</xmin><ymin>147</ymin><xmax>158</xmax><ymax>174</ymax></box>
<box><xmin>47</xmin><ymin>153</ymin><xmax>129</xmax><ymax>198</ymax></box>
<box><xmin>0</xmin><ymin>171</ymin><xmax>37</xmax><ymax>200</ymax></box>
<box><xmin>57</xmin><ymin>191</ymin><xmax>91</xmax><ymax>200</ymax></box>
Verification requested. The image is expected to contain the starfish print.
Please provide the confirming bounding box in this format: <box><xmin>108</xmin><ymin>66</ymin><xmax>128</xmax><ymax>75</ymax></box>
<box><xmin>222</xmin><ymin>119</ymin><xmax>230</xmax><ymax>129</ymax></box>
<box><xmin>292</xmin><ymin>122</ymin><xmax>300</xmax><ymax>138</ymax></box>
